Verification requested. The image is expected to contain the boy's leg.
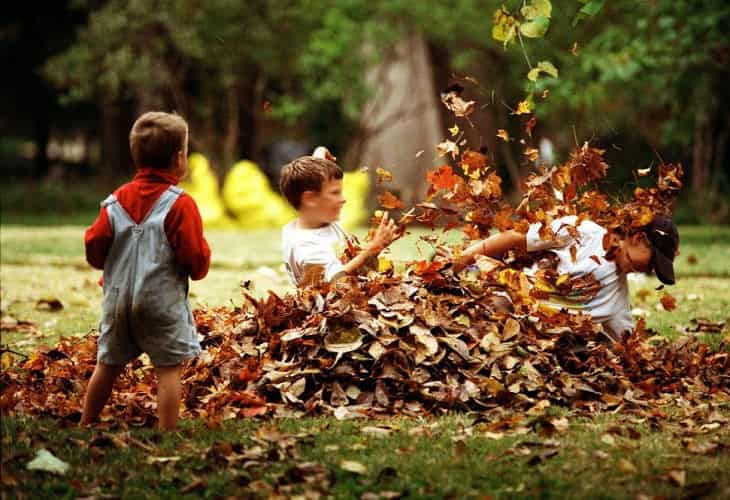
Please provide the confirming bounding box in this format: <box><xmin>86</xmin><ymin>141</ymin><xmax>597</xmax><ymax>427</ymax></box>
<box><xmin>155</xmin><ymin>364</ymin><xmax>182</xmax><ymax>431</ymax></box>
<box><xmin>80</xmin><ymin>362</ymin><xmax>125</xmax><ymax>425</ymax></box>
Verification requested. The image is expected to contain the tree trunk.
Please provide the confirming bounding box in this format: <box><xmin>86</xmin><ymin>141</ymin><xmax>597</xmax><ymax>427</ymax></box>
<box><xmin>100</xmin><ymin>96</ymin><xmax>134</xmax><ymax>180</ymax></box>
<box><xmin>31</xmin><ymin>97</ymin><xmax>50</xmax><ymax>179</ymax></box>
<box><xmin>692</xmin><ymin>107</ymin><xmax>711</xmax><ymax>194</ymax></box>
<box><xmin>349</xmin><ymin>33</ymin><xmax>443</xmax><ymax>208</ymax></box>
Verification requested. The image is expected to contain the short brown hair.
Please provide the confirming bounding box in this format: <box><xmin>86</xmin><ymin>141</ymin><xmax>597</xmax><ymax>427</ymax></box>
<box><xmin>129</xmin><ymin>111</ymin><xmax>188</xmax><ymax>169</ymax></box>
<box><xmin>279</xmin><ymin>156</ymin><xmax>343</xmax><ymax>209</ymax></box>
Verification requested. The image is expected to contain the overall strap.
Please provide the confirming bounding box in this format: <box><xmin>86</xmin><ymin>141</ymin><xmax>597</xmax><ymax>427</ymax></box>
<box><xmin>100</xmin><ymin>194</ymin><xmax>118</xmax><ymax>208</ymax></box>
<box><xmin>141</xmin><ymin>185</ymin><xmax>184</xmax><ymax>224</ymax></box>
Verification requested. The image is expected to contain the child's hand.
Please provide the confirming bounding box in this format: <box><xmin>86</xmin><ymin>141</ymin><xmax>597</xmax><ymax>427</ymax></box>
<box><xmin>312</xmin><ymin>146</ymin><xmax>336</xmax><ymax>162</ymax></box>
<box><xmin>368</xmin><ymin>212</ymin><xmax>398</xmax><ymax>255</ymax></box>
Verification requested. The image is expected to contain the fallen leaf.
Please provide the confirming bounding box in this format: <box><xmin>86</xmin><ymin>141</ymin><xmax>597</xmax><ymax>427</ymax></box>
<box><xmin>26</xmin><ymin>449</ymin><xmax>70</xmax><ymax>475</ymax></box>
<box><xmin>667</xmin><ymin>469</ymin><xmax>686</xmax><ymax>487</ymax></box>
<box><xmin>340</xmin><ymin>460</ymin><xmax>368</xmax><ymax>474</ymax></box>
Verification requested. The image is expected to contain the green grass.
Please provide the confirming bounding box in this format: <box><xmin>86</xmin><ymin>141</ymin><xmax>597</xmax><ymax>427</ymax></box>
<box><xmin>3</xmin><ymin>412</ymin><xmax>729</xmax><ymax>499</ymax></box>
<box><xmin>2</xmin><ymin>223</ymin><xmax>730</xmax><ymax>499</ymax></box>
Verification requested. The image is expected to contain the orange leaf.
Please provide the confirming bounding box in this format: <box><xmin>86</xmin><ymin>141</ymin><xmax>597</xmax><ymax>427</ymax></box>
<box><xmin>378</xmin><ymin>191</ymin><xmax>404</xmax><ymax>210</ymax></box>
<box><xmin>660</xmin><ymin>292</ymin><xmax>677</xmax><ymax>311</ymax></box>
<box><xmin>427</xmin><ymin>165</ymin><xmax>461</xmax><ymax>193</ymax></box>
<box><xmin>525</xmin><ymin>116</ymin><xmax>537</xmax><ymax>137</ymax></box>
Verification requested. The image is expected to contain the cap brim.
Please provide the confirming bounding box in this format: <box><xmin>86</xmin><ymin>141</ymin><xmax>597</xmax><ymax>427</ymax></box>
<box><xmin>652</xmin><ymin>250</ymin><xmax>675</xmax><ymax>285</ymax></box>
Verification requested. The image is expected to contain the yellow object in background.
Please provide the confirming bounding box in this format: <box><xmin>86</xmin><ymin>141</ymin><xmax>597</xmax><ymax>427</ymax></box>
<box><xmin>340</xmin><ymin>170</ymin><xmax>370</xmax><ymax>230</ymax></box>
<box><xmin>181</xmin><ymin>155</ymin><xmax>371</xmax><ymax>230</ymax></box>
<box><xmin>222</xmin><ymin>160</ymin><xmax>297</xmax><ymax>228</ymax></box>
<box><xmin>179</xmin><ymin>154</ymin><xmax>236</xmax><ymax>228</ymax></box>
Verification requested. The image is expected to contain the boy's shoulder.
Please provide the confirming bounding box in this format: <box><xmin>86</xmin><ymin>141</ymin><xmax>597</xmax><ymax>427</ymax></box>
<box><xmin>282</xmin><ymin>221</ymin><xmax>346</xmax><ymax>243</ymax></box>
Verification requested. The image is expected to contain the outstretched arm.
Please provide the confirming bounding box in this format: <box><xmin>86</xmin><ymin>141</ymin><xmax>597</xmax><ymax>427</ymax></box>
<box><xmin>451</xmin><ymin>230</ymin><xmax>526</xmax><ymax>273</ymax></box>
<box><xmin>342</xmin><ymin>212</ymin><xmax>398</xmax><ymax>276</ymax></box>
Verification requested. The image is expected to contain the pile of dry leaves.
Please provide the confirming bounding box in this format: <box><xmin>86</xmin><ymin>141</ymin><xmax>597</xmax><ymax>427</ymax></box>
<box><xmin>1</xmin><ymin>86</ymin><xmax>728</xmax><ymax>427</ymax></box>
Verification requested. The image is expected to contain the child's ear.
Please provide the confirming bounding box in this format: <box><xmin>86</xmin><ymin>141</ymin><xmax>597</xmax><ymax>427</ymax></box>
<box><xmin>630</xmin><ymin>232</ymin><xmax>647</xmax><ymax>247</ymax></box>
<box><xmin>300</xmin><ymin>190</ymin><xmax>316</xmax><ymax>207</ymax></box>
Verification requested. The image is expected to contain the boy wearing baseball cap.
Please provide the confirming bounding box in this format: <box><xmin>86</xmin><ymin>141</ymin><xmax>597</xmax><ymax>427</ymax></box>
<box><xmin>449</xmin><ymin>214</ymin><xmax>679</xmax><ymax>342</ymax></box>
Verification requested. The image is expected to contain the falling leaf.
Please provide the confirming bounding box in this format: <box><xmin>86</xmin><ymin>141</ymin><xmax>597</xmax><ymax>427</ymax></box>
<box><xmin>427</xmin><ymin>165</ymin><xmax>461</xmax><ymax>193</ymax></box>
<box><xmin>571</xmin><ymin>41</ymin><xmax>580</xmax><ymax>56</ymax></box>
<box><xmin>449</xmin><ymin>125</ymin><xmax>460</xmax><ymax>137</ymax></box>
<box><xmin>525</xmin><ymin>116</ymin><xmax>537</xmax><ymax>137</ymax></box>
<box><xmin>440</xmin><ymin>85</ymin><xmax>476</xmax><ymax>117</ymax></box>
<box><xmin>378</xmin><ymin>191</ymin><xmax>404</xmax><ymax>210</ymax></box>
<box><xmin>437</xmin><ymin>139</ymin><xmax>460</xmax><ymax>159</ymax></box>
<box><xmin>660</xmin><ymin>292</ymin><xmax>677</xmax><ymax>312</ymax></box>
<box><xmin>376</xmin><ymin>167</ymin><xmax>393</xmax><ymax>183</ymax></box>
<box><xmin>513</xmin><ymin>100</ymin><xmax>532</xmax><ymax>115</ymax></box>
<box><xmin>523</xmin><ymin>147</ymin><xmax>539</xmax><ymax>162</ymax></box>
<box><xmin>637</xmin><ymin>167</ymin><xmax>651</xmax><ymax>177</ymax></box>
<box><xmin>497</xmin><ymin>129</ymin><xmax>510</xmax><ymax>142</ymax></box>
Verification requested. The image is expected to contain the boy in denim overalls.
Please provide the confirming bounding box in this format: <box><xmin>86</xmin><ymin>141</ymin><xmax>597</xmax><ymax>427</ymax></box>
<box><xmin>81</xmin><ymin>111</ymin><xmax>211</xmax><ymax>430</ymax></box>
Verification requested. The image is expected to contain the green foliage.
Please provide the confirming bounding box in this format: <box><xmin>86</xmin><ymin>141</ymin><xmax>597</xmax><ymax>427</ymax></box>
<box><xmin>535</xmin><ymin>0</ymin><xmax>730</xmax><ymax>148</ymax></box>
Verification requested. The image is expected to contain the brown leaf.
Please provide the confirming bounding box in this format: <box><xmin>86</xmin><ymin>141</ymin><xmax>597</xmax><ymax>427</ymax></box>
<box><xmin>660</xmin><ymin>292</ymin><xmax>677</xmax><ymax>312</ymax></box>
<box><xmin>378</xmin><ymin>191</ymin><xmax>404</xmax><ymax>210</ymax></box>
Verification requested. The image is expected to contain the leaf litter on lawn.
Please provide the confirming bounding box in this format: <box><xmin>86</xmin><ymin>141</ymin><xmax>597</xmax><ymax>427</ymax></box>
<box><xmin>1</xmin><ymin>83</ymin><xmax>728</xmax><ymax>439</ymax></box>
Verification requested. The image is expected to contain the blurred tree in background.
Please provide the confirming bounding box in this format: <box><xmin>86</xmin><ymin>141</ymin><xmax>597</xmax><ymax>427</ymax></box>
<box><xmin>2</xmin><ymin>0</ymin><xmax>728</xmax><ymax>221</ymax></box>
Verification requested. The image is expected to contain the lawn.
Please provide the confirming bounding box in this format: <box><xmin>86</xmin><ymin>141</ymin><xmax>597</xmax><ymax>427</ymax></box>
<box><xmin>1</xmin><ymin>223</ymin><xmax>729</xmax><ymax>499</ymax></box>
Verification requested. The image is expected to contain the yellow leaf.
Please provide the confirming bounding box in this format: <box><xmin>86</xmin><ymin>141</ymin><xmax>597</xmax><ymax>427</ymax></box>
<box><xmin>528</xmin><ymin>60</ymin><xmax>559</xmax><ymax>81</ymax></box>
<box><xmin>534</xmin><ymin>278</ymin><xmax>557</xmax><ymax>293</ymax></box>
<box><xmin>492</xmin><ymin>6</ymin><xmax>518</xmax><ymax>46</ymax></box>
<box><xmin>449</xmin><ymin>124</ymin><xmax>460</xmax><ymax>137</ymax></box>
<box><xmin>513</xmin><ymin>100</ymin><xmax>532</xmax><ymax>115</ymax></box>
<box><xmin>523</xmin><ymin>147</ymin><xmax>539</xmax><ymax>162</ymax></box>
<box><xmin>521</xmin><ymin>0</ymin><xmax>552</xmax><ymax>19</ymax></box>
<box><xmin>378</xmin><ymin>257</ymin><xmax>393</xmax><ymax>273</ymax></box>
<box><xmin>497</xmin><ymin>129</ymin><xmax>510</xmax><ymax>141</ymax></box>
<box><xmin>1</xmin><ymin>352</ymin><xmax>14</xmax><ymax>370</ymax></box>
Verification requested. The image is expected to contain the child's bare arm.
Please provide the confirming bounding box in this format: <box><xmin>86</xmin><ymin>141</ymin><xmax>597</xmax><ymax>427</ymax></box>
<box><xmin>342</xmin><ymin>212</ymin><xmax>398</xmax><ymax>275</ymax></box>
<box><xmin>451</xmin><ymin>230</ymin><xmax>526</xmax><ymax>273</ymax></box>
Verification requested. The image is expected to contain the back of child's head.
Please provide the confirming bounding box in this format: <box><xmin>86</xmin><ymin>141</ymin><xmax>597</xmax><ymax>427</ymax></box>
<box><xmin>279</xmin><ymin>156</ymin><xmax>343</xmax><ymax>209</ymax></box>
<box><xmin>129</xmin><ymin>112</ymin><xmax>188</xmax><ymax>170</ymax></box>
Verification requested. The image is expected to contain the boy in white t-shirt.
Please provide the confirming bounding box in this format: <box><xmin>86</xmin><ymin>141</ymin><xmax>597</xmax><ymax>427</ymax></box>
<box><xmin>447</xmin><ymin>215</ymin><xmax>679</xmax><ymax>341</ymax></box>
<box><xmin>279</xmin><ymin>148</ymin><xmax>398</xmax><ymax>286</ymax></box>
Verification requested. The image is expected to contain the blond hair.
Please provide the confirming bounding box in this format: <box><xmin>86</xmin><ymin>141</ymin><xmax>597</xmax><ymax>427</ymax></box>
<box><xmin>279</xmin><ymin>156</ymin><xmax>343</xmax><ymax>209</ymax></box>
<box><xmin>129</xmin><ymin>111</ymin><xmax>188</xmax><ymax>169</ymax></box>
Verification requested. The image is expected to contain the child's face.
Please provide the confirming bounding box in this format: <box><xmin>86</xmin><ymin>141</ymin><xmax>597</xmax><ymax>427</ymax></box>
<box><xmin>305</xmin><ymin>178</ymin><xmax>345</xmax><ymax>223</ymax></box>
<box><xmin>624</xmin><ymin>233</ymin><xmax>653</xmax><ymax>273</ymax></box>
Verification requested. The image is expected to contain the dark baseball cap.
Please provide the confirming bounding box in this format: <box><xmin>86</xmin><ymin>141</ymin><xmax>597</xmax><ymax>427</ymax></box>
<box><xmin>645</xmin><ymin>215</ymin><xmax>679</xmax><ymax>285</ymax></box>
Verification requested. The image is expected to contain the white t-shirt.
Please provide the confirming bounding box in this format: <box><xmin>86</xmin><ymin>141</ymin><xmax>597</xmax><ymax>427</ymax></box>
<box><xmin>281</xmin><ymin>220</ymin><xmax>349</xmax><ymax>286</ymax></box>
<box><xmin>525</xmin><ymin>215</ymin><xmax>633</xmax><ymax>338</ymax></box>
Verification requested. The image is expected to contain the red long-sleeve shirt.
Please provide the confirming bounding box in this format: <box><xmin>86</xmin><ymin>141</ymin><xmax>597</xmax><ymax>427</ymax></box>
<box><xmin>85</xmin><ymin>168</ymin><xmax>211</xmax><ymax>280</ymax></box>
